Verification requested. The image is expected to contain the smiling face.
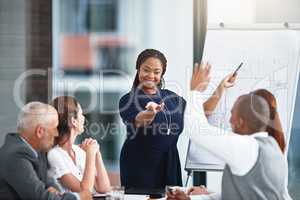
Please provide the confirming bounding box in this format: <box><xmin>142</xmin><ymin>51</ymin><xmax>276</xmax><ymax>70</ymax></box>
<box><xmin>138</xmin><ymin>57</ymin><xmax>163</xmax><ymax>93</ymax></box>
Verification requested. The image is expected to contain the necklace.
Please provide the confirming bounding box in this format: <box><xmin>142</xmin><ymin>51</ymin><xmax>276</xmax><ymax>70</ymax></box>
<box><xmin>163</xmin><ymin>104</ymin><xmax>172</xmax><ymax>135</ymax></box>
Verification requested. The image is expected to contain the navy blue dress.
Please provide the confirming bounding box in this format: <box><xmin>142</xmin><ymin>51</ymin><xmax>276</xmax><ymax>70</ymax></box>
<box><xmin>119</xmin><ymin>88</ymin><xmax>186</xmax><ymax>189</ymax></box>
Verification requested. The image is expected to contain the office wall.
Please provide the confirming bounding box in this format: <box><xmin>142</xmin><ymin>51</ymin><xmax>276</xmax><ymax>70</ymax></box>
<box><xmin>288</xmin><ymin>75</ymin><xmax>300</xmax><ymax>199</ymax></box>
<box><xmin>292</xmin><ymin>63</ymin><xmax>300</xmax><ymax>130</ymax></box>
<box><xmin>0</xmin><ymin>0</ymin><xmax>52</xmax><ymax>146</ymax></box>
<box><xmin>137</xmin><ymin>0</ymin><xmax>198</xmax><ymax>188</ymax></box>
<box><xmin>25</xmin><ymin>0</ymin><xmax>52</xmax><ymax>103</ymax></box>
<box><xmin>256</xmin><ymin>0</ymin><xmax>300</xmax><ymax>23</ymax></box>
<box><xmin>0</xmin><ymin>0</ymin><xmax>27</xmax><ymax>146</ymax></box>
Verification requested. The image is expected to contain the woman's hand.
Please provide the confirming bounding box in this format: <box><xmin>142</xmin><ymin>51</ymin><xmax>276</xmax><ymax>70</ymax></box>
<box><xmin>190</xmin><ymin>62</ymin><xmax>211</xmax><ymax>92</ymax></box>
<box><xmin>80</xmin><ymin>138</ymin><xmax>99</xmax><ymax>156</ymax></box>
<box><xmin>79</xmin><ymin>138</ymin><xmax>90</xmax><ymax>151</ymax></box>
<box><xmin>80</xmin><ymin>138</ymin><xmax>99</xmax><ymax>149</ymax></box>
<box><xmin>220</xmin><ymin>73</ymin><xmax>236</xmax><ymax>89</ymax></box>
<box><xmin>86</xmin><ymin>143</ymin><xmax>98</xmax><ymax>157</ymax></box>
<box><xmin>144</xmin><ymin>101</ymin><xmax>164</xmax><ymax>121</ymax></box>
<box><xmin>47</xmin><ymin>186</ymin><xmax>61</xmax><ymax>195</ymax></box>
<box><xmin>79</xmin><ymin>189</ymin><xmax>92</xmax><ymax>200</ymax></box>
<box><xmin>166</xmin><ymin>189</ymin><xmax>191</xmax><ymax>200</ymax></box>
<box><xmin>145</xmin><ymin>101</ymin><xmax>164</xmax><ymax>113</ymax></box>
<box><xmin>187</xmin><ymin>186</ymin><xmax>209</xmax><ymax>195</ymax></box>
<box><xmin>135</xmin><ymin>101</ymin><xmax>164</xmax><ymax>128</ymax></box>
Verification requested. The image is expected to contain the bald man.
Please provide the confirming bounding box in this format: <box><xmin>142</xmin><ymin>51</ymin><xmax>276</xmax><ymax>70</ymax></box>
<box><xmin>0</xmin><ymin>102</ymin><xmax>91</xmax><ymax>200</ymax></box>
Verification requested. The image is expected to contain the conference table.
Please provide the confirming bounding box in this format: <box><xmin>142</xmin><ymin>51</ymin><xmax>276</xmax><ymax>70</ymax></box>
<box><xmin>93</xmin><ymin>194</ymin><xmax>165</xmax><ymax>200</ymax></box>
<box><xmin>93</xmin><ymin>187</ymin><xmax>184</xmax><ymax>199</ymax></box>
<box><xmin>123</xmin><ymin>194</ymin><xmax>163</xmax><ymax>200</ymax></box>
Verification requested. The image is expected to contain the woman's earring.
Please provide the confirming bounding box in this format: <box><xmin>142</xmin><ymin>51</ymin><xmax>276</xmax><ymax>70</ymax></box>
<box><xmin>159</xmin><ymin>77</ymin><xmax>165</xmax><ymax>88</ymax></box>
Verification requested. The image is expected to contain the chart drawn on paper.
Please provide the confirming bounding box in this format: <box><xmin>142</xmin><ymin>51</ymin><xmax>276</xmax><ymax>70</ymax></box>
<box><xmin>185</xmin><ymin>29</ymin><xmax>300</xmax><ymax>170</ymax></box>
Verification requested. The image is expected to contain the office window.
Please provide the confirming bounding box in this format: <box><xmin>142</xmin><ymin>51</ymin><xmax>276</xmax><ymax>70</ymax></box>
<box><xmin>53</xmin><ymin>0</ymin><xmax>194</xmax><ymax>178</ymax></box>
<box><xmin>53</xmin><ymin>0</ymin><xmax>135</xmax><ymax>169</ymax></box>
<box><xmin>87</xmin><ymin>0</ymin><xmax>117</xmax><ymax>32</ymax></box>
<box><xmin>59</xmin><ymin>0</ymin><xmax>117</xmax><ymax>34</ymax></box>
<box><xmin>288</xmin><ymin>76</ymin><xmax>300</xmax><ymax>199</ymax></box>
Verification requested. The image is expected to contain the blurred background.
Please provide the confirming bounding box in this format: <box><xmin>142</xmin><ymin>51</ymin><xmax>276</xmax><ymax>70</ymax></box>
<box><xmin>1</xmin><ymin>0</ymin><xmax>300</xmax><ymax>198</ymax></box>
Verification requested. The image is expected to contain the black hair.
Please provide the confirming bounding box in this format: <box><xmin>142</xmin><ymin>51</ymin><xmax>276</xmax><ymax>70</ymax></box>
<box><xmin>132</xmin><ymin>49</ymin><xmax>167</xmax><ymax>89</ymax></box>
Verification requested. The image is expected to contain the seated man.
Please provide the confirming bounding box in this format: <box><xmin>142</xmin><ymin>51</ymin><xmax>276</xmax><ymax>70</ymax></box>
<box><xmin>167</xmin><ymin>63</ymin><xmax>291</xmax><ymax>200</ymax></box>
<box><xmin>0</xmin><ymin>102</ymin><xmax>91</xmax><ymax>200</ymax></box>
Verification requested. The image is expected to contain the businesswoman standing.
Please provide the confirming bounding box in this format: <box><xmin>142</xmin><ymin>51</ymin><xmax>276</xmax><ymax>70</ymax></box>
<box><xmin>119</xmin><ymin>49</ymin><xmax>236</xmax><ymax>189</ymax></box>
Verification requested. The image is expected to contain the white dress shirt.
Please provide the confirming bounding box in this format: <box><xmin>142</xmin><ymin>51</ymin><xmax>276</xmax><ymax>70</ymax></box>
<box><xmin>47</xmin><ymin>144</ymin><xmax>98</xmax><ymax>195</ymax></box>
<box><xmin>184</xmin><ymin>91</ymin><xmax>290</xmax><ymax>200</ymax></box>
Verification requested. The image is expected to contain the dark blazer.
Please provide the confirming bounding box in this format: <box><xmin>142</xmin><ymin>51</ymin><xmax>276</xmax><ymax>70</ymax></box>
<box><xmin>119</xmin><ymin>89</ymin><xmax>186</xmax><ymax>189</ymax></box>
<box><xmin>0</xmin><ymin>133</ymin><xmax>76</xmax><ymax>200</ymax></box>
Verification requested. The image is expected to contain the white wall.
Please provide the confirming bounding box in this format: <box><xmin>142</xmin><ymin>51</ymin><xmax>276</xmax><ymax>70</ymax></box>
<box><xmin>140</xmin><ymin>0</ymin><xmax>193</xmax><ymax>182</ymax></box>
<box><xmin>0</xmin><ymin>0</ymin><xmax>26</xmax><ymax>146</ymax></box>
<box><xmin>256</xmin><ymin>0</ymin><xmax>300</xmax><ymax>23</ymax></box>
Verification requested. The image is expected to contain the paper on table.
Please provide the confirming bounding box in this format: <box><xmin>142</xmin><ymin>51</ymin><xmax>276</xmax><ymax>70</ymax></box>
<box><xmin>92</xmin><ymin>193</ymin><xmax>107</xmax><ymax>197</ymax></box>
<box><xmin>124</xmin><ymin>194</ymin><xmax>149</xmax><ymax>200</ymax></box>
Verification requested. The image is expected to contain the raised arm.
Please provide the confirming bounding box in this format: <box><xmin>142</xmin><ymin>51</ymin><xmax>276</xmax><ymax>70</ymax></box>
<box><xmin>185</xmin><ymin>63</ymin><xmax>259</xmax><ymax>176</ymax></box>
<box><xmin>203</xmin><ymin>73</ymin><xmax>236</xmax><ymax>117</ymax></box>
<box><xmin>54</xmin><ymin>143</ymin><xmax>98</xmax><ymax>193</ymax></box>
<box><xmin>79</xmin><ymin>138</ymin><xmax>111</xmax><ymax>193</ymax></box>
<box><xmin>90</xmin><ymin>140</ymin><xmax>111</xmax><ymax>193</ymax></box>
